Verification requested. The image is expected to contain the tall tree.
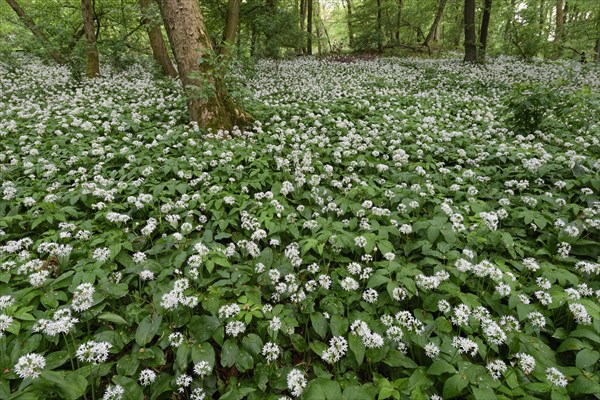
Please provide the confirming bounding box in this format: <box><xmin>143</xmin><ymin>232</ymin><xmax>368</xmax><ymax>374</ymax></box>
<box><xmin>316</xmin><ymin>0</ymin><xmax>322</xmax><ymax>56</ymax></box>
<box><xmin>554</xmin><ymin>0</ymin><xmax>565</xmax><ymax>58</ymax></box>
<box><xmin>5</xmin><ymin>0</ymin><xmax>65</xmax><ymax>64</ymax></box>
<box><xmin>424</xmin><ymin>0</ymin><xmax>448</xmax><ymax>48</ymax></box>
<box><xmin>345</xmin><ymin>0</ymin><xmax>354</xmax><ymax>48</ymax></box>
<box><xmin>300</xmin><ymin>0</ymin><xmax>306</xmax><ymax>53</ymax></box>
<box><xmin>478</xmin><ymin>0</ymin><xmax>492</xmax><ymax>61</ymax></box>
<box><xmin>222</xmin><ymin>0</ymin><xmax>241</xmax><ymax>58</ymax></box>
<box><xmin>139</xmin><ymin>0</ymin><xmax>177</xmax><ymax>77</ymax></box>
<box><xmin>82</xmin><ymin>0</ymin><xmax>100</xmax><ymax>78</ymax></box>
<box><xmin>463</xmin><ymin>0</ymin><xmax>477</xmax><ymax>61</ymax></box>
<box><xmin>307</xmin><ymin>0</ymin><xmax>312</xmax><ymax>55</ymax></box>
<box><xmin>158</xmin><ymin>0</ymin><xmax>250</xmax><ymax>130</ymax></box>
<box><xmin>376</xmin><ymin>0</ymin><xmax>383</xmax><ymax>52</ymax></box>
<box><xmin>395</xmin><ymin>0</ymin><xmax>403</xmax><ymax>43</ymax></box>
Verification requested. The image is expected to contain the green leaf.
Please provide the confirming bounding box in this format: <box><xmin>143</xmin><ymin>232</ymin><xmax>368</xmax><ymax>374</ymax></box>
<box><xmin>349</xmin><ymin>334</ymin><xmax>365</xmax><ymax>366</ymax></box>
<box><xmin>330</xmin><ymin>314</ymin><xmax>348</xmax><ymax>336</ymax></box>
<box><xmin>235</xmin><ymin>350</ymin><xmax>254</xmax><ymax>372</ymax></box>
<box><xmin>569</xmin><ymin>374</ymin><xmax>600</xmax><ymax>396</ymax></box>
<box><xmin>442</xmin><ymin>374</ymin><xmax>469</xmax><ymax>399</ymax></box>
<box><xmin>242</xmin><ymin>334</ymin><xmax>263</xmax><ymax>356</ymax></box>
<box><xmin>576</xmin><ymin>350</ymin><xmax>600</xmax><ymax>369</ymax></box>
<box><xmin>40</xmin><ymin>371</ymin><xmax>87</xmax><ymax>400</ymax></box>
<box><xmin>98</xmin><ymin>312</ymin><xmax>128</xmax><ymax>325</ymax></box>
<box><xmin>112</xmin><ymin>376</ymin><xmax>144</xmax><ymax>400</ymax></box>
<box><xmin>189</xmin><ymin>315</ymin><xmax>220</xmax><ymax>342</ymax></box>
<box><xmin>135</xmin><ymin>313</ymin><xmax>162</xmax><ymax>347</ymax></box>
<box><xmin>221</xmin><ymin>339</ymin><xmax>239</xmax><ymax>368</ymax></box>
<box><xmin>427</xmin><ymin>359</ymin><xmax>456</xmax><ymax>375</ymax></box>
<box><xmin>311</xmin><ymin>312</ymin><xmax>328</xmax><ymax>339</ymax></box>
<box><xmin>472</xmin><ymin>387</ymin><xmax>497</xmax><ymax>400</ymax></box>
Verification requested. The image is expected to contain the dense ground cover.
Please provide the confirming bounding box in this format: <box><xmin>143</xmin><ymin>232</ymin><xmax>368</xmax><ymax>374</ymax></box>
<box><xmin>1</xmin><ymin>56</ymin><xmax>600</xmax><ymax>400</ymax></box>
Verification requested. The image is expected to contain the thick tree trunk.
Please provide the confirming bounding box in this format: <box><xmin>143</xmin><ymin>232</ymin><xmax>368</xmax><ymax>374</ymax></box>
<box><xmin>82</xmin><ymin>0</ymin><xmax>100</xmax><ymax>78</ymax></box>
<box><xmin>376</xmin><ymin>0</ymin><xmax>383</xmax><ymax>52</ymax></box>
<box><xmin>395</xmin><ymin>0</ymin><xmax>403</xmax><ymax>43</ymax></box>
<box><xmin>478</xmin><ymin>0</ymin><xmax>492</xmax><ymax>61</ymax></box>
<box><xmin>139</xmin><ymin>0</ymin><xmax>177</xmax><ymax>77</ymax></box>
<box><xmin>554</xmin><ymin>0</ymin><xmax>564</xmax><ymax>58</ymax></box>
<box><xmin>424</xmin><ymin>0</ymin><xmax>448</xmax><ymax>47</ymax></box>
<box><xmin>307</xmin><ymin>0</ymin><xmax>313</xmax><ymax>55</ymax></box>
<box><xmin>299</xmin><ymin>0</ymin><xmax>306</xmax><ymax>53</ymax></box>
<box><xmin>158</xmin><ymin>0</ymin><xmax>251</xmax><ymax>130</ymax></box>
<box><xmin>222</xmin><ymin>0</ymin><xmax>241</xmax><ymax>59</ymax></box>
<box><xmin>463</xmin><ymin>0</ymin><xmax>477</xmax><ymax>62</ymax></box>
<box><xmin>5</xmin><ymin>0</ymin><xmax>65</xmax><ymax>64</ymax></box>
<box><xmin>345</xmin><ymin>0</ymin><xmax>354</xmax><ymax>48</ymax></box>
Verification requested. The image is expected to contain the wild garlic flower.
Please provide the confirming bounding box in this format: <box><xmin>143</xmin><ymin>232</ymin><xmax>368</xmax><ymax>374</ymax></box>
<box><xmin>14</xmin><ymin>353</ymin><xmax>45</xmax><ymax>379</ymax></box>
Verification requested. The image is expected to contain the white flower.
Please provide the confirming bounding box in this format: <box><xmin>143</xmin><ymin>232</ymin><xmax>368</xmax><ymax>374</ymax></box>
<box><xmin>546</xmin><ymin>367</ymin><xmax>568</xmax><ymax>387</ymax></box>
<box><xmin>72</xmin><ymin>283</ymin><xmax>95</xmax><ymax>312</ymax></box>
<box><xmin>14</xmin><ymin>353</ymin><xmax>45</xmax><ymax>379</ymax></box>
<box><xmin>169</xmin><ymin>332</ymin><xmax>184</xmax><ymax>347</ymax></box>
<box><xmin>287</xmin><ymin>369</ymin><xmax>307</xmax><ymax>397</ymax></box>
<box><xmin>191</xmin><ymin>388</ymin><xmax>206</xmax><ymax>400</ymax></box>
<box><xmin>514</xmin><ymin>352</ymin><xmax>535</xmax><ymax>374</ymax></box>
<box><xmin>76</xmin><ymin>341</ymin><xmax>112</xmax><ymax>364</ymax></box>
<box><xmin>262</xmin><ymin>342</ymin><xmax>281</xmax><ymax>363</ymax></box>
<box><xmin>362</xmin><ymin>288</ymin><xmax>378</xmax><ymax>303</ymax></box>
<box><xmin>193</xmin><ymin>360</ymin><xmax>212</xmax><ymax>377</ymax></box>
<box><xmin>354</xmin><ymin>236</ymin><xmax>367</xmax><ymax>248</ymax></box>
<box><xmin>102</xmin><ymin>384</ymin><xmax>124</xmax><ymax>400</ymax></box>
<box><xmin>139</xmin><ymin>369</ymin><xmax>157</xmax><ymax>386</ymax></box>
<box><xmin>568</xmin><ymin>303</ymin><xmax>592</xmax><ymax>325</ymax></box>
<box><xmin>486</xmin><ymin>360</ymin><xmax>507</xmax><ymax>379</ymax></box>
<box><xmin>424</xmin><ymin>343</ymin><xmax>440</xmax><ymax>359</ymax></box>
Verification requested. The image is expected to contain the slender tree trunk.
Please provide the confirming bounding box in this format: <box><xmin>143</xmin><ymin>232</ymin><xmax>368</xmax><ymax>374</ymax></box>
<box><xmin>251</xmin><ymin>27</ymin><xmax>257</xmax><ymax>57</ymax></box>
<box><xmin>395</xmin><ymin>0</ymin><xmax>403</xmax><ymax>43</ymax></box>
<box><xmin>554</xmin><ymin>0</ymin><xmax>564</xmax><ymax>58</ymax></box>
<box><xmin>265</xmin><ymin>0</ymin><xmax>278</xmax><ymax>58</ymax></box>
<box><xmin>222</xmin><ymin>0</ymin><xmax>241</xmax><ymax>59</ymax></box>
<box><xmin>307</xmin><ymin>0</ymin><xmax>313</xmax><ymax>55</ymax></box>
<box><xmin>5</xmin><ymin>0</ymin><xmax>65</xmax><ymax>64</ymax></box>
<box><xmin>596</xmin><ymin>39</ymin><xmax>600</xmax><ymax>62</ymax></box>
<box><xmin>298</xmin><ymin>0</ymin><xmax>305</xmax><ymax>53</ymax></box>
<box><xmin>463</xmin><ymin>0</ymin><xmax>477</xmax><ymax>62</ymax></box>
<box><xmin>424</xmin><ymin>0</ymin><xmax>448</xmax><ymax>47</ymax></box>
<box><xmin>82</xmin><ymin>0</ymin><xmax>100</xmax><ymax>78</ymax></box>
<box><xmin>158</xmin><ymin>0</ymin><xmax>251</xmax><ymax>130</ymax></box>
<box><xmin>345</xmin><ymin>0</ymin><xmax>354</xmax><ymax>48</ymax></box>
<box><xmin>376</xmin><ymin>0</ymin><xmax>383</xmax><ymax>52</ymax></box>
<box><xmin>316</xmin><ymin>0</ymin><xmax>322</xmax><ymax>56</ymax></box>
<box><xmin>478</xmin><ymin>0</ymin><xmax>492</xmax><ymax>61</ymax></box>
<box><xmin>139</xmin><ymin>0</ymin><xmax>177</xmax><ymax>77</ymax></box>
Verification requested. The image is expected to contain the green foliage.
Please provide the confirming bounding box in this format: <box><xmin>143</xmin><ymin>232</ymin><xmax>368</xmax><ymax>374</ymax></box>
<box><xmin>1</xmin><ymin>53</ymin><xmax>600</xmax><ymax>399</ymax></box>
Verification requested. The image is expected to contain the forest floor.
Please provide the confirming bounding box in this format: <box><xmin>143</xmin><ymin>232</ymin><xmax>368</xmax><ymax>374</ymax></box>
<box><xmin>1</xmin><ymin>56</ymin><xmax>600</xmax><ymax>400</ymax></box>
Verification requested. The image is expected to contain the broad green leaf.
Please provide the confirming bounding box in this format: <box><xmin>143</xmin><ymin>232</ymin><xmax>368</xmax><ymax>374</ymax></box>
<box><xmin>135</xmin><ymin>313</ymin><xmax>162</xmax><ymax>347</ymax></box>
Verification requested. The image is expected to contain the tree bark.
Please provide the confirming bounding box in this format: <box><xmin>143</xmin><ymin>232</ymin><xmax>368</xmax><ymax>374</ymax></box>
<box><xmin>299</xmin><ymin>0</ymin><xmax>306</xmax><ymax>53</ymax></box>
<box><xmin>345</xmin><ymin>0</ymin><xmax>354</xmax><ymax>48</ymax></box>
<box><xmin>265</xmin><ymin>0</ymin><xmax>278</xmax><ymax>58</ymax></box>
<box><xmin>554</xmin><ymin>0</ymin><xmax>564</xmax><ymax>58</ymax></box>
<box><xmin>158</xmin><ymin>0</ymin><xmax>251</xmax><ymax>130</ymax></box>
<box><xmin>82</xmin><ymin>0</ymin><xmax>100</xmax><ymax>78</ymax></box>
<box><xmin>478</xmin><ymin>0</ymin><xmax>492</xmax><ymax>61</ymax></box>
<box><xmin>5</xmin><ymin>0</ymin><xmax>65</xmax><ymax>64</ymax></box>
<box><xmin>595</xmin><ymin>38</ymin><xmax>600</xmax><ymax>62</ymax></box>
<box><xmin>424</xmin><ymin>0</ymin><xmax>448</xmax><ymax>47</ymax></box>
<box><xmin>139</xmin><ymin>0</ymin><xmax>177</xmax><ymax>77</ymax></box>
<box><xmin>307</xmin><ymin>0</ymin><xmax>313</xmax><ymax>55</ymax></box>
<box><xmin>222</xmin><ymin>0</ymin><xmax>241</xmax><ymax>59</ymax></box>
<box><xmin>316</xmin><ymin>0</ymin><xmax>322</xmax><ymax>56</ymax></box>
<box><xmin>463</xmin><ymin>0</ymin><xmax>477</xmax><ymax>62</ymax></box>
<box><xmin>376</xmin><ymin>0</ymin><xmax>383</xmax><ymax>52</ymax></box>
<box><xmin>395</xmin><ymin>0</ymin><xmax>403</xmax><ymax>43</ymax></box>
